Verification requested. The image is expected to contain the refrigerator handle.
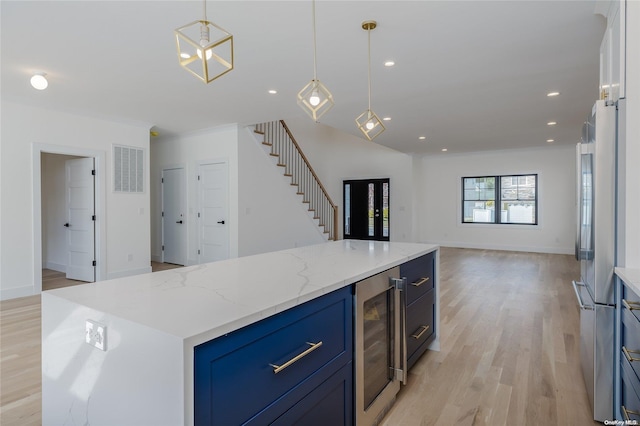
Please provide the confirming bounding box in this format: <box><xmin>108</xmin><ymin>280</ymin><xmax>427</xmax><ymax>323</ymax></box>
<box><xmin>575</xmin><ymin>143</ymin><xmax>582</xmax><ymax>261</ymax></box>
<box><xmin>399</xmin><ymin>277</ymin><xmax>407</xmax><ymax>385</ymax></box>
<box><xmin>391</xmin><ymin>277</ymin><xmax>407</xmax><ymax>384</ymax></box>
<box><xmin>572</xmin><ymin>280</ymin><xmax>594</xmax><ymax>310</ymax></box>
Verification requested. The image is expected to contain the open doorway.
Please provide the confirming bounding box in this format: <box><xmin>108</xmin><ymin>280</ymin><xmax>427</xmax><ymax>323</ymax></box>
<box><xmin>41</xmin><ymin>153</ymin><xmax>96</xmax><ymax>290</ymax></box>
<box><xmin>33</xmin><ymin>144</ymin><xmax>104</xmax><ymax>294</ymax></box>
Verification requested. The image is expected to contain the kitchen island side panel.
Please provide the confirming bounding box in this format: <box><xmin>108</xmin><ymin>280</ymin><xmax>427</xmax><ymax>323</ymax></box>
<box><xmin>42</xmin><ymin>292</ymin><xmax>184</xmax><ymax>426</ymax></box>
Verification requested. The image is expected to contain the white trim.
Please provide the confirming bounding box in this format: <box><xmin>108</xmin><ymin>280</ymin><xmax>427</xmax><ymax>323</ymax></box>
<box><xmin>106</xmin><ymin>266</ymin><xmax>152</xmax><ymax>280</ymax></box>
<box><xmin>424</xmin><ymin>240</ymin><xmax>573</xmax><ymax>255</ymax></box>
<box><xmin>32</xmin><ymin>143</ymin><xmax>105</xmax><ymax>295</ymax></box>
<box><xmin>1</xmin><ymin>285</ymin><xmax>35</xmax><ymax>300</ymax></box>
<box><xmin>44</xmin><ymin>262</ymin><xmax>66</xmax><ymax>273</ymax></box>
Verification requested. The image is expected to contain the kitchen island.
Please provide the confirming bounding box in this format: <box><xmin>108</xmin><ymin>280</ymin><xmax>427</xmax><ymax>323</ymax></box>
<box><xmin>42</xmin><ymin>240</ymin><xmax>438</xmax><ymax>425</ymax></box>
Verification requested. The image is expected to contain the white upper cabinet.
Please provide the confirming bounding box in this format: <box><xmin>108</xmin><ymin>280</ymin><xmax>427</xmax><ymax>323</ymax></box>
<box><xmin>599</xmin><ymin>0</ymin><xmax>626</xmax><ymax>102</ymax></box>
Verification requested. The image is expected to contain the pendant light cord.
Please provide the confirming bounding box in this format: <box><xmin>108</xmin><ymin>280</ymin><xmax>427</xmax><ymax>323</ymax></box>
<box><xmin>312</xmin><ymin>0</ymin><xmax>318</xmax><ymax>81</ymax></box>
<box><xmin>203</xmin><ymin>0</ymin><xmax>207</xmax><ymax>21</ymax></box>
<box><xmin>367</xmin><ymin>26</ymin><xmax>372</xmax><ymax>111</ymax></box>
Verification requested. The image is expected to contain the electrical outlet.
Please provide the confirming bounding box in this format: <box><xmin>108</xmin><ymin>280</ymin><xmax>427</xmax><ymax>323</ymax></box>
<box><xmin>85</xmin><ymin>320</ymin><xmax>107</xmax><ymax>351</ymax></box>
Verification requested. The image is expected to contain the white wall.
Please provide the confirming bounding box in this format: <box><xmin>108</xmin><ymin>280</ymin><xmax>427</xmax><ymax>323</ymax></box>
<box><xmin>151</xmin><ymin>125</ymin><xmax>240</xmax><ymax>264</ymax></box>
<box><xmin>285</xmin><ymin>118</ymin><xmax>416</xmax><ymax>242</ymax></box>
<box><xmin>415</xmin><ymin>145</ymin><xmax>576</xmax><ymax>254</ymax></box>
<box><xmin>41</xmin><ymin>153</ymin><xmax>82</xmax><ymax>272</ymax></box>
<box><xmin>237</xmin><ymin>127</ymin><xmax>326</xmax><ymax>256</ymax></box>
<box><xmin>0</xmin><ymin>101</ymin><xmax>151</xmax><ymax>300</ymax></box>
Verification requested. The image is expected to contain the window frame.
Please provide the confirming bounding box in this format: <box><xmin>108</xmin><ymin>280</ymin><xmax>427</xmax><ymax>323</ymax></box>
<box><xmin>461</xmin><ymin>174</ymin><xmax>538</xmax><ymax>225</ymax></box>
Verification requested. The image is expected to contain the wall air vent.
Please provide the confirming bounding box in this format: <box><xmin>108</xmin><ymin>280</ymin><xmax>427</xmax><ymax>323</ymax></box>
<box><xmin>113</xmin><ymin>145</ymin><xmax>144</xmax><ymax>193</ymax></box>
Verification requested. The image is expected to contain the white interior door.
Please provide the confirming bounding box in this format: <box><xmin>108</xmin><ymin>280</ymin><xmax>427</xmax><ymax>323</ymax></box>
<box><xmin>198</xmin><ymin>162</ymin><xmax>229</xmax><ymax>263</ymax></box>
<box><xmin>65</xmin><ymin>158</ymin><xmax>95</xmax><ymax>282</ymax></box>
<box><xmin>162</xmin><ymin>167</ymin><xmax>186</xmax><ymax>265</ymax></box>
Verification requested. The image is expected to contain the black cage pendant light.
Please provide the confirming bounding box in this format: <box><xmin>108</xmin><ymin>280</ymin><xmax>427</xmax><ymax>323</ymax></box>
<box><xmin>297</xmin><ymin>0</ymin><xmax>334</xmax><ymax>121</ymax></box>
<box><xmin>175</xmin><ymin>0</ymin><xmax>234</xmax><ymax>84</ymax></box>
<box><xmin>355</xmin><ymin>20</ymin><xmax>385</xmax><ymax>141</ymax></box>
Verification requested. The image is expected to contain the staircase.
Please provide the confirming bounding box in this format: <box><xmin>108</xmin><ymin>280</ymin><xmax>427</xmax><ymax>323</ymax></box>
<box><xmin>254</xmin><ymin>120</ymin><xmax>338</xmax><ymax>241</ymax></box>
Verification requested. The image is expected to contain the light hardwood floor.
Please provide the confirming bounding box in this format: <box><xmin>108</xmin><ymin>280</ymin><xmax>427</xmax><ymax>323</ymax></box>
<box><xmin>382</xmin><ymin>248</ymin><xmax>599</xmax><ymax>426</ymax></box>
<box><xmin>0</xmin><ymin>250</ymin><xmax>599</xmax><ymax>425</ymax></box>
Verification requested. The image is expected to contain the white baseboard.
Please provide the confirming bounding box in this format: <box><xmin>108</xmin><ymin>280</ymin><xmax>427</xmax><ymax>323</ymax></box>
<box><xmin>151</xmin><ymin>254</ymin><xmax>162</xmax><ymax>263</ymax></box>
<box><xmin>44</xmin><ymin>262</ymin><xmax>66</xmax><ymax>273</ymax></box>
<box><xmin>106</xmin><ymin>266</ymin><xmax>153</xmax><ymax>280</ymax></box>
<box><xmin>1</xmin><ymin>285</ymin><xmax>36</xmax><ymax>301</ymax></box>
<box><xmin>424</xmin><ymin>240</ymin><xmax>573</xmax><ymax>255</ymax></box>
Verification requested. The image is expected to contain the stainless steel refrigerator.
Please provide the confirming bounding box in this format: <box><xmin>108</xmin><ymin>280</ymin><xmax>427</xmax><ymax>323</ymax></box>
<box><xmin>572</xmin><ymin>99</ymin><xmax>618</xmax><ymax>422</ymax></box>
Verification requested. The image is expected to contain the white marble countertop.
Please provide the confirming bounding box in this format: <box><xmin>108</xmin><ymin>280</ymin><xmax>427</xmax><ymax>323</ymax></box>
<box><xmin>46</xmin><ymin>240</ymin><xmax>437</xmax><ymax>348</ymax></box>
<box><xmin>615</xmin><ymin>267</ymin><xmax>640</xmax><ymax>296</ymax></box>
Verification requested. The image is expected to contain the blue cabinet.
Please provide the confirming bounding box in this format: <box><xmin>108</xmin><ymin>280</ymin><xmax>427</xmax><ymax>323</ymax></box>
<box><xmin>401</xmin><ymin>252</ymin><xmax>436</xmax><ymax>370</ymax></box>
<box><xmin>618</xmin><ymin>279</ymin><xmax>640</xmax><ymax>422</ymax></box>
<box><xmin>194</xmin><ymin>286</ymin><xmax>353</xmax><ymax>425</ymax></box>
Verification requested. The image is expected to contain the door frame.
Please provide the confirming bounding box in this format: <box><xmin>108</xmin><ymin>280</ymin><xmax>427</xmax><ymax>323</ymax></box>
<box><xmin>343</xmin><ymin>178</ymin><xmax>390</xmax><ymax>241</ymax></box>
<box><xmin>32</xmin><ymin>143</ymin><xmax>105</xmax><ymax>294</ymax></box>
<box><xmin>161</xmin><ymin>165</ymin><xmax>187</xmax><ymax>265</ymax></box>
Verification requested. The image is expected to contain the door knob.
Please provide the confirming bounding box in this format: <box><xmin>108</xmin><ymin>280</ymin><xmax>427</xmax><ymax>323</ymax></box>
<box><xmin>217</xmin><ymin>220</ymin><xmax>225</xmax><ymax>224</ymax></box>
<box><xmin>64</xmin><ymin>223</ymin><xmax>70</xmax><ymax>227</ymax></box>
<box><xmin>176</xmin><ymin>220</ymin><xmax>183</xmax><ymax>224</ymax></box>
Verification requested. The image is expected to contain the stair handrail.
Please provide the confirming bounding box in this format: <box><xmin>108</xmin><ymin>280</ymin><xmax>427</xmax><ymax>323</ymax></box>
<box><xmin>255</xmin><ymin>120</ymin><xmax>339</xmax><ymax>240</ymax></box>
<box><xmin>279</xmin><ymin>120</ymin><xmax>337</xmax><ymax>212</ymax></box>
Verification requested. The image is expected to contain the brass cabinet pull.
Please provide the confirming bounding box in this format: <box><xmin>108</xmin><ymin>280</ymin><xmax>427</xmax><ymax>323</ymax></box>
<box><xmin>622</xmin><ymin>299</ymin><xmax>640</xmax><ymax>311</ymax></box>
<box><xmin>411</xmin><ymin>277</ymin><xmax>430</xmax><ymax>287</ymax></box>
<box><xmin>623</xmin><ymin>346</ymin><xmax>640</xmax><ymax>363</ymax></box>
<box><xmin>269</xmin><ymin>341</ymin><xmax>323</xmax><ymax>374</ymax></box>
<box><xmin>622</xmin><ymin>405</ymin><xmax>640</xmax><ymax>421</ymax></box>
<box><xmin>411</xmin><ymin>325</ymin><xmax>430</xmax><ymax>339</ymax></box>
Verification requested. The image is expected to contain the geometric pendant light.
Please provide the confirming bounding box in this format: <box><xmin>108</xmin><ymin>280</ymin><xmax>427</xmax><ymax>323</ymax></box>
<box><xmin>175</xmin><ymin>0</ymin><xmax>234</xmax><ymax>84</ymax></box>
<box><xmin>297</xmin><ymin>0</ymin><xmax>334</xmax><ymax>122</ymax></box>
<box><xmin>355</xmin><ymin>20</ymin><xmax>385</xmax><ymax>141</ymax></box>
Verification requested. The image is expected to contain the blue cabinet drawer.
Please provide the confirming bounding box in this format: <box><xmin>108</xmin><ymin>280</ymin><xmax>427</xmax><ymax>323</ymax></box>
<box><xmin>194</xmin><ymin>286</ymin><xmax>353</xmax><ymax>425</ymax></box>
<box><xmin>623</xmin><ymin>285</ymin><xmax>640</xmax><ymax>323</ymax></box>
<box><xmin>622</xmin><ymin>303</ymin><xmax>640</xmax><ymax>383</ymax></box>
<box><xmin>271</xmin><ymin>361</ymin><xmax>353</xmax><ymax>426</ymax></box>
<box><xmin>406</xmin><ymin>289</ymin><xmax>435</xmax><ymax>370</ymax></box>
<box><xmin>621</xmin><ymin>356</ymin><xmax>640</xmax><ymax>422</ymax></box>
<box><xmin>400</xmin><ymin>252</ymin><xmax>434</xmax><ymax>305</ymax></box>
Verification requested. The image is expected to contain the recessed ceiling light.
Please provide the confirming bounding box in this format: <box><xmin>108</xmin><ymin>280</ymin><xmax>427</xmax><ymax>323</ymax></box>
<box><xmin>546</xmin><ymin>139</ymin><xmax>554</xmax><ymax>143</ymax></box>
<box><xmin>384</xmin><ymin>61</ymin><xmax>395</xmax><ymax>67</ymax></box>
<box><xmin>30</xmin><ymin>72</ymin><xmax>48</xmax><ymax>90</ymax></box>
<box><xmin>383</xmin><ymin>117</ymin><xmax>391</xmax><ymax>121</ymax></box>
<box><xmin>547</xmin><ymin>121</ymin><xmax>557</xmax><ymax>126</ymax></box>
<box><xmin>547</xmin><ymin>91</ymin><xmax>560</xmax><ymax>97</ymax></box>
<box><xmin>268</xmin><ymin>89</ymin><xmax>277</xmax><ymax>94</ymax></box>
<box><xmin>418</xmin><ymin>136</ymin><xmax>426</xmax><ymax>140</ymax></box>
<box><xmin>441</xmin><ymin>148</ymin><xmax>448</xmax><ymax>152</ymax></box>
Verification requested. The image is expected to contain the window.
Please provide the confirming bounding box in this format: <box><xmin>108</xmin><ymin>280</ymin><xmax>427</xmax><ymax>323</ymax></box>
<box><xmin>462</xmin><ymin>174</ymin><xmax>537</xmax><ymax>225</ymax></box>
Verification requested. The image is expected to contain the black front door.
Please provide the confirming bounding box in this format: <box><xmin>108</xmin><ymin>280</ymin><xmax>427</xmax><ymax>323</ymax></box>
<box><xmin>343</xmin><ymin>179</ymin><xmax>389</xmax><ymax>241</ymax></box>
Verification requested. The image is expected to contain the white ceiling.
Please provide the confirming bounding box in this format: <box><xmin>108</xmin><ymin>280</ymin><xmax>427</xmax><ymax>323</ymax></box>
<box><xmin>1</xmin><ymin>1</ymin><xmax>606</xmax><ymax>155</ymax></box>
